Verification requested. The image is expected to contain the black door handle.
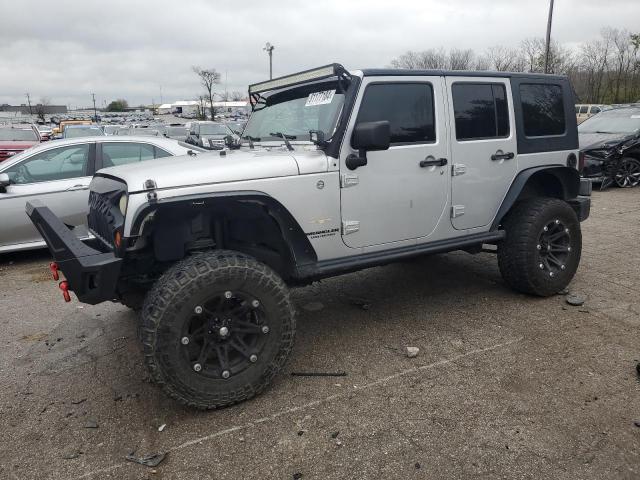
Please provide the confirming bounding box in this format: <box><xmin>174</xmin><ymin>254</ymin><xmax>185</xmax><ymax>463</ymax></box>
<box><xmin>491</xmin><ymin>151</ymin><xmax>515</xmax><ymax>161</ymax></box>
<box><xmin>420</xmin><ymin>157</ymin><xmax>447</xmax><ymax>168</ymax></box>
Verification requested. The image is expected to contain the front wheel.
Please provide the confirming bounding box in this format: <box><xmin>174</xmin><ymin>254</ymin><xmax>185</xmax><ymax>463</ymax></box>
<box><xmin>497</xmin><ymin>198</ymin><xmax>582</xmax><ymax>297</ymax></box>
<box><xmin>141</xmin><ymin>250</ymin><xmax>295</xmax><ymax>409</ymax></box>
<box><xmin>614</xmin><ymin>157</ymin><xmax>640</xmax><ymax>188</ymax></box>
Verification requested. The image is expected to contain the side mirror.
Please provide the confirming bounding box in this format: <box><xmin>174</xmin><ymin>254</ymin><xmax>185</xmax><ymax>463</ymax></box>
<box><xmin>346</xmin><ymin>121</ymin><xmax>391</xmax><ymax>170</ymax></box>
<box><xmin>0</xmin><ymin>173</ymin><xmax>11</xmax><ymax>192</ymax></box>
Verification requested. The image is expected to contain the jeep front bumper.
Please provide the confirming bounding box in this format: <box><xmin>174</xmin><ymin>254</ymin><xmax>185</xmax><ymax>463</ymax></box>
<box><xmin>26</xmin><ymin>200</ymin><xmax>122</xmax><ymax>304</ymax></box>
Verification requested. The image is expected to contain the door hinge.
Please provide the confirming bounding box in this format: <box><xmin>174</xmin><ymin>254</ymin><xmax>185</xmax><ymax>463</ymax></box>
<box><xmin>452</xmin><ymin>164</ymin><xmax>467</xmax><ymax>176</ymax></box>
<box><xmin>451</xmin><ymin>205</ymin><xmax>465</xmax><ymax>218</ymax></box>
<box><xmin>342</xmin><ymin>220</ymin><xmax>360</xmax><ymax>235</ymax></box>
<box><xmin>340</xmin><ymin>174</ymin><xmax>359</xmax><ymax>188</ymax></box>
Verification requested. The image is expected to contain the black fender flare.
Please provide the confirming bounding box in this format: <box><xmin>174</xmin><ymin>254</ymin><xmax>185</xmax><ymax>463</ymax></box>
<box><xmin>129</xmin><ymin>190</ymin><xmax>317</xmax><ymax>267</ymax></box>
<box><xmin>490</xmin><ymin>165</ymin><xmax>580</xmax><ymax>230</ymax></box>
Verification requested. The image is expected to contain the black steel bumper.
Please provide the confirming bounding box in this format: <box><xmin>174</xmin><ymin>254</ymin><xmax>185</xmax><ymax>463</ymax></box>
<box><xmin>568</xmin><ymin>178</ymin><xmax>592</xmax><ymax>222</ymax></box>
<box><xmin>26</xmin><ymin>200</ymin><xmax>122</xmax><ymax>304</ymax></box>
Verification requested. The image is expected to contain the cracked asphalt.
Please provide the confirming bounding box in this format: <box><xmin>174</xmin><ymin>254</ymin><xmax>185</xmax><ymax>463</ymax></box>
<box><xmin>1</xmin><ymin>188</ymin><xmax>639</xmax><ymax>479</ymax></box>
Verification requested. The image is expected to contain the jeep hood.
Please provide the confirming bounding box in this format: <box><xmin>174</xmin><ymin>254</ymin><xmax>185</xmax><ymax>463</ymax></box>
<box><xmin>96</xmin><ymin>147</ymin><xmax>329</xmax><ymax>193</ymax></box>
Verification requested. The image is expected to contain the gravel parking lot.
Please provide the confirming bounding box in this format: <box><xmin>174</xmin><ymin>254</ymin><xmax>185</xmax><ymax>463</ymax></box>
<box><xmin>1</xmin><ymin>188</ymin><xmax>639</xmax><ymax>480</ymax></box>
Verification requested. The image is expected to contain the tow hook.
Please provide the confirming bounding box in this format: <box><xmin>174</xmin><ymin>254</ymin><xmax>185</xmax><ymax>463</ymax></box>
<box><xmin>49</xmin><ymin>262</ymin><xmax>59</xmax><ymax>281</ymax></box>
<box><xmin>58</xmin><ymin>280</ymin><xmax>71</xmax><ymax>302</ymax></box>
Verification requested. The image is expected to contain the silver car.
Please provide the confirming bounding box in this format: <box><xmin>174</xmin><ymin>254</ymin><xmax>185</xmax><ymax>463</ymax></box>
<box><xmin>0</xmin><ymin>136</ymin><xmax>202</xmax><ymax>253</ymax></box>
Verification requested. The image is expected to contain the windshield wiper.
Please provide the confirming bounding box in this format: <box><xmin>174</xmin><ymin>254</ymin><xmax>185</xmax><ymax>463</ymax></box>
<box><xmin>241</xmin><ymin>134</ymin><xmax>260</xmax><ymax>149</ymax></box>
<box><xmin>269</xmin><ymin>132</ymin><xmax>296</xmax><ymax>151</ymax></box>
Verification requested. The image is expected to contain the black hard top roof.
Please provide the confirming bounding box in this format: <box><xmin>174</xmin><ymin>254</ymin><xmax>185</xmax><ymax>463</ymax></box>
<box><xmin>360</xmin><ymin>68</ymin><xmax>567</xmax><ymax>80</ymax></box>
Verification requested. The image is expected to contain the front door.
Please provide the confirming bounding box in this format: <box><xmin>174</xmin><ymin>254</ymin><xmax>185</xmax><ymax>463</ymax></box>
<box><xmin>446</xmin><ymin>77</ymin><xmax>518</xmax><ymax>230</ymax></box>
<box><xmin>0</xmin><ymin>143</ymin><xmax>94</xmax><ymax>249</ymax></box>
<box><xmin>340</xmin><ymin>77</ymin><xmax>449</xmax><ymax>248</ymax></box>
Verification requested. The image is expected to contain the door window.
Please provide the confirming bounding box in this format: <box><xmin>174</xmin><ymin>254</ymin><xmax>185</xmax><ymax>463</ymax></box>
<box><xmin>101</xmin><ymin>142</ymin><xmax>166</xmax><ymax>167</ymax></box>
<box><xmin>452</xmin><ymin>83</ymin><xmax>510</xmax><ymax>140</ymax></box>
<box><xmin>3</xmin><ymin>144</ymin><xmax>90</xmax><ymax>184</ymax></box>
<box><xmin>579</xmin><ymin>105</ymin><xmax>589</xmax><ymax>114</ymax></box>
<box><xmin>355</xmin><ymin>83</ymin><xmax>435</xmax><ymax>145</ymax></box>
<box><xmin>519</xmin><ymin>84</ymin><xmax>566</xmax><ymax>137</ymax></box>
<box><xmin>589</xmin><ymin>106</ymin><xmax>601</xmax><ymax>114</ymax></box>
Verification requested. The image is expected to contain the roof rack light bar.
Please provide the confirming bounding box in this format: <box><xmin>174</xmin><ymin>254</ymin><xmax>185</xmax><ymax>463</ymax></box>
<box><xmin>248</xmin><ymin>63</ymin><xmax>350</xmax><ymax>96</ymax></box>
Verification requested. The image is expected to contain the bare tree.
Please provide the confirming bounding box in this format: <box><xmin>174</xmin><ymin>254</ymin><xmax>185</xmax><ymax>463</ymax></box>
<box><xmin>195</xmin><ymin>95</ymin><xmax>208</xmax><ymax>120</ymax></box>
<box><xmin>230</xmin><ymin>91</ymin><xmax>246</xmax><ymax>101</ymax></box>
<box><xmin>192</xmin><ymin>66</ymin><xmax>221</xmax><ymax>120</ymax></box>
<box><xmin>35</xmin><ymin>97</ymin><xmax>51</xmax><ymax>122</ymax></box>
<box><xmin>448</xmin><ymin>49</ymin><xmax>475</xmax><ymax>70</ymax></box>
<box><xmin>390</xmin><ymin>49</ymin><xmax>448</xmax><ymax>69</ymax></box>
<box><xmin>484</xmin><ymin>46</ymin><xmax>525</xmax><ymax>71</ymax></box>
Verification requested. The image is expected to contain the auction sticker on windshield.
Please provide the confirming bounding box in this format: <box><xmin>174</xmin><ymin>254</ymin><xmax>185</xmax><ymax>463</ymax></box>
<box><xmin>305</xmin><ymin>90</ymin><xmax>335</xmax><ymax>107</ymax></box>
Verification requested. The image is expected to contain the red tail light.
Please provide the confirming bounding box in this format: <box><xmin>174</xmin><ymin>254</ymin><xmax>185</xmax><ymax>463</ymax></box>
<box><xmin>578</xmin><ymin>151</ymin><xmax>585</xmax><ymax>173</ymax></box>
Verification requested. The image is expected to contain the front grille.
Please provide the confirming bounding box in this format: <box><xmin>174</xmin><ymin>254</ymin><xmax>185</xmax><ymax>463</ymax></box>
<box><xmin>88</xmin><ymin>191</ymin><xmax>117</xmax><ymax>249</ymax></box>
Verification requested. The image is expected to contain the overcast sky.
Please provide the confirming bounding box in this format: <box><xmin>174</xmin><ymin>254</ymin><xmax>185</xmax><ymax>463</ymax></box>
<box><xmin>1</xmin><ymin>0</ymin><xmax>638</xmax><ymax>108</ymax></box>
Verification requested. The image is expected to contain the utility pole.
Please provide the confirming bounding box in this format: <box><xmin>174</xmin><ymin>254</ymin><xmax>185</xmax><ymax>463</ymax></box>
<box><xmin>544</xmin><ymin>0</ymin><xmax>555</xmax><ymax>74</ymax></box>
<box><xmin>263</xmin><ymin>42</ymin><xmax>275</xmax><ymax>79</ymax></box>
<box><xmin>25</xmin><ymin>93</ymin><xmax>32</xmax><ymax>115</ymax></box>
<box><xmin>91</xmin><ymin>93</ymin><xmax>98</xmax><ymax>122</ymax></box>
<box><xmin>159</xmin><ymin>85</ymin><xmax>163</xmax><ymax>104</ymax></box>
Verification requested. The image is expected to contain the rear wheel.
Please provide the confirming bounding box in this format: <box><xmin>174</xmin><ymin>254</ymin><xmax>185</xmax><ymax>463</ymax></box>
<box><xmin>614</xmin><ymin>157</ymin><xmax>640</xmax><ymax>188</ymax></box>
<box><xmin>497</xmin><ymin>198</ymin><xmax>582</xmax><ymax>296</ymax></box>
<box><xmin>141</xmin><ymin>250</ymin><xmax>295</xmax><ymax>409</ymax></box>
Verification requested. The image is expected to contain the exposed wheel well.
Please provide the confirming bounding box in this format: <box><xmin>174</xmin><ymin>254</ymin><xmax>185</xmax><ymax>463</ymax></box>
<box><xmin>491</xmin><ymin>166</ymin><xmax>580</xmax><ymax>230</ymax></box>
<box><xmin>127</xmin><ymin>194</ymin><xmax>316</xmax><ymax>282</ymax></box>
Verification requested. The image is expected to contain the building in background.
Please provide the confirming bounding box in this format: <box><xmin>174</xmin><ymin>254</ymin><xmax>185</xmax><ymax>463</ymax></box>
<box><xmin>0</xmin><ymin>104</ymin><xmax>68</xmax><ymax>114</ymax></box>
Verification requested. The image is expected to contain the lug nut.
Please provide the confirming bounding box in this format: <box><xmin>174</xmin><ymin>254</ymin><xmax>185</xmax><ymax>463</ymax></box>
<box><xmin>543</xmin><ymin>226</ymin><xmax>548</xmax><ymax>232</ymax></box>
<box><xmin>194</xmin><ymin>305</ymin><xmax>203</xmax><ymax>314</ymax></box>
<box><xmin>536</xmin><ymin>244</ymin><xmax>541</xmax><ymax>250</ymax></box>
<box><xmin>219</xmin><ymin>326</ymin><xmax>229</xmax><ymax>337</ymax></box>
<box><xmin>555</xmin><ymin>219</ymin><xmax>560</xmax><ymax>224</ymax></box>
<box><xmin>539</xmin><ymin>263</ymin><xmax>544</xmax><ymax>269</ymax></box>
<box><xmin>560</xmin><ymin>265</ymin><xmax>566</xmax><ymax>270</ymax></box>
<box><xmin>249</xmin><ymin>354</ymin><xmax>258</xmax><ymax>363</ymax></box>
<box><xmin>565</xmin><ymin>228</ymin><xmax>569</xmax><ymax>233</ymax></box>
<box><xmin>222</xmin><ymin>370</ymin><xmax>230</xmax><ymax>379</ymax></box>
<box><xmin>251</xmin><ymin>299</ymin><xmax>260</xmax><ymax>308</ymax></box>
<box><xmin>224</xmin><ymin>291</ymin><xmax>232</xmax><ymax>299</ymax></box>
<box><xmin>549</xmin><ymin>272</ymin><xmax>555</xmax><ymax>277</ymax></box>
<box><xmin>261</xmin><ymin>325</ymin><xmax>270</xmax><ymax>334</ymax></box>
<box><xmin>181</xmin><ymin>336</ymin><xmax>190</xmax><ymax>345</ymax></box>
<box><xmin>193</xmin><ymin>363</ymin><xmax>202</xmax><ymax>372</ymax></box>
<box><xmin>567</xmin><ymin>247</ymin><xmax>572</xmax><ymax>252</ymax></box>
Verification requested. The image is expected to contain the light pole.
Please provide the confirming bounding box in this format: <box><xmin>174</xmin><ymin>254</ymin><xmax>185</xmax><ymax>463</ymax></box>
<box><xmin>25</xmin><ymin>93</ymin><xmax>32</xmax><ymax>115</ymax></box>
<box><xmin>91</xmin><ymin>93</ymin><xmax>98</xmax><ymax>122</ymax></box>
<box><xmin>544</xmin><ymin>0</ymin><xmax>555</xmax><ymax>74</ymax></box>
<box><xmin>263</xmin><ymin>42</ymin><xmax>274</xmax><ymax>79</ymax></box>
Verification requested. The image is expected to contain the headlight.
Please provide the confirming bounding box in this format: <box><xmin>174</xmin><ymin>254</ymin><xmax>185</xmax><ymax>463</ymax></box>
<box><xmin>118</xmin><ymin>193</ymin><xmax>128</xmax><ymax>215</ymax></box>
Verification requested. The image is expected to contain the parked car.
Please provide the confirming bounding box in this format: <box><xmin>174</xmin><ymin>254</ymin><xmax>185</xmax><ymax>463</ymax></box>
<box><xmin>63</xmin><ymin>125</ymin><xmax>105</xmax><ymax>138</ymax></box>
<box><xmin>575</xmin><ymin>104</ymin><xmax>610</xmax><ymax>124</ymax></box>
<box><xmin>0</xmin><ymin>125</ymin><xmax>41</xmax><ymax>162</ymax></box>
<box><xmin>579</xmin><ymin>106</ymin><xmax>640</xmax><ymax>188</ymax></box>
<box><xmin>185</xmin><ymin>121</ymin><xmax>236</xmax><ymax>149</ymax></box>
<box><xmin>36</xmin><ymin>125</ymin><xmax>54</xmax><ymax>141</ymax></box>
<box><xmin>225</xmin><ymin>121</ymin><xmax>246</xmax><ymax>136</ymax></box>
<box><xmin>102</xmin><ymin>125</ymin><xmax>125</xmax><ymax>136</ymax></box>
<box><xmin>52</xmin><ymin>120</ymin><xmax>92</xmax><ymax>138</ymax></box>
<box><xmin>28</xmin><ymin>63</ymin><xmax>591</xmax><ymax>409</ymax></box>
<box><xmin>0</xmin><ymin>136</ymin><xmax>204</xmax><ymax>253</ymax></box>
<box><xmin>162</xmin><ymin>125</ymin><xmax>188</xmax><ymax>140</ymax></box>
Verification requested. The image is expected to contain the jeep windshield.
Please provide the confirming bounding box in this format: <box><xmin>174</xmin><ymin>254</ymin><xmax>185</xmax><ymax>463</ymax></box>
<box><xmin>242</xmin><ymin>81</ymin><xmax>345</xmax><ymax>144</ymax></box>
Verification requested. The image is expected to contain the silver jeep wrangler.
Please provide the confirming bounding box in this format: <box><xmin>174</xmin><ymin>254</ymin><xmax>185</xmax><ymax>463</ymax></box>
<box><xmin>28</xmin><ymin>64</ymin><xmax>591</xmax><ymax>409</ymax></box>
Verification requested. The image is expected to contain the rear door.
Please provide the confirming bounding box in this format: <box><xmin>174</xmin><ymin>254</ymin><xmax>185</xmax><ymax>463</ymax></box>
<box><xmin>446</xmin><ymin>77</ymin><xmax>517</xmax><ymax>230</ymax></box>
<box><xmin>0</xmin><ymin>143</ymin><xmax>95</xmax><ymax>248</ymax></box>
<box><xmin>96</xmin><ymin>141</ymin><xmax>171</xmax><ymax>169</ymax></box>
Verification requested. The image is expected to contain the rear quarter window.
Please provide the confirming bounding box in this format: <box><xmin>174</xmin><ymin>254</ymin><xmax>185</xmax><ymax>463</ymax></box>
<box><xmin>519</xmin><ymin>83</ymin><xmax>565</xmax><ymax>137</ymax></box>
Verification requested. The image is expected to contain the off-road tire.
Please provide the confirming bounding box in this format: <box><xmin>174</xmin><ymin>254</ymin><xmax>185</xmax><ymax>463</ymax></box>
<box><xmin>497</xmin><ymin>198</ymin><xmax>581</xmax><ymax>297</ymax></box>
<box><xmin>141</xmin><ymin>250</ymin><xmax>295</xmax><ymax>409</ymax></box>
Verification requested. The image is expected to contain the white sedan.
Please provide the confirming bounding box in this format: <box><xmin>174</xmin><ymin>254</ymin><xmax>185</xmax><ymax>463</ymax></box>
<box><xmin>0</xmin><ymin>136</ymin><xmax>204</xmax><ymax>253</ymax></box>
